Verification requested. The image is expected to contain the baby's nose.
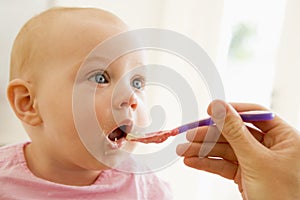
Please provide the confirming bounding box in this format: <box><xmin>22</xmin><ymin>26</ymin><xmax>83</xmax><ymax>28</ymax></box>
<box><xmin>120</xmin><ymin>93</ymin><xmax>138</xmax><ymax>110</ymax></box>
<box><xmin>113</xmin><ymin>86</ymin><xmax>138</xmax><ymax>111</ymax></box>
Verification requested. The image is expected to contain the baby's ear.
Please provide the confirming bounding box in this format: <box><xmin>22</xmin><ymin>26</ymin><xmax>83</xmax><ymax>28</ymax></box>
<box><xmin>7</xmin><ymin>79</ymin><xmax>42</xmax><ymax>126</ymax></box>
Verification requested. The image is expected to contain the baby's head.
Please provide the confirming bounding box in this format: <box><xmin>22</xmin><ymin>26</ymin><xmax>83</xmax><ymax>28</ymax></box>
<box><xmin>7</xmin><ymin>7</ymin><xmax>147</xmax><ymax>171</ymax></box>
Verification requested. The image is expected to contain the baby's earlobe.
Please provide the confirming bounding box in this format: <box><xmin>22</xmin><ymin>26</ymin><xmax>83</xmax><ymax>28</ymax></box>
<box><xmin>7</xmin><ymin>79</ymin><xmax>42</xmax><ymax>126</ymax></box>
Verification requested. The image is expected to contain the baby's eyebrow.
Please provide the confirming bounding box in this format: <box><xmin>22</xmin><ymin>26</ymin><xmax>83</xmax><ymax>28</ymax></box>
<box><xmin>84</xmin><ymin>56</ymin><xmax>111</xmax><ymax>67</ymax></box>
<box><xmin>131</xmin><ymin>65</ymin><xmax>148</xmax><ymax>77</ymax></box>
<box><xmin>78</xmin><ymin>56</ymin><xmax>112</xmax><ymax>74</ymax></box>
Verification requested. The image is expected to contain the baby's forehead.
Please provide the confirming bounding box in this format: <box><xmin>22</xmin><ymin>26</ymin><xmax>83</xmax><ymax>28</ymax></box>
<box><xmin>10</xmin><ymin>7</ymin><xmax>128</xmax><ymax>81</ymax></box>
<box><xmin>33</xmin><ymin>8</ymin><xmax>128</xmax><ymax>49</ymax></box>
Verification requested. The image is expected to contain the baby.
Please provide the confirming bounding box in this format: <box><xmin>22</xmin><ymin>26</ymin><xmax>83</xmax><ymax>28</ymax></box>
<box><xmin>0</xmin><ymin>7</ymin><xmax>172</xmax><ymax>199</ymax></box>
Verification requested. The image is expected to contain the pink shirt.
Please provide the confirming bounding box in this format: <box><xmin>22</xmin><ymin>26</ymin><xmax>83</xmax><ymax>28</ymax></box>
<box><xmin>0</xmin><ymin>143</ymin><xmax>172</xmax><ymax>199</ymax></box>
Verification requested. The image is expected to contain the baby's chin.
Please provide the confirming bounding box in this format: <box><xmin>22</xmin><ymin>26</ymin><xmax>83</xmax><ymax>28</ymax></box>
<box><xmin>91</xmin><ymin>142</ymin><xmax>136</xmax><ymax>170</ymax></box>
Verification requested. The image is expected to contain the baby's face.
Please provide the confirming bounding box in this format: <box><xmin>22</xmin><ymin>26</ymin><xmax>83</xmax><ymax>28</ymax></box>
<box><xmin>73</xmin><ymin>50</ymin><xmax>148</xmax><ymax>167</ymax></box>
<box><xmin>30</xmin><ymin>9</ymin><xmax>148</xmax><ymax>170</ymax></box>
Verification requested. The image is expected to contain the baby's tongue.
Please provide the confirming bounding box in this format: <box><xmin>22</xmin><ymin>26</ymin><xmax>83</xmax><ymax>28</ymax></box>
<box><xmin>108</xmin><ymin>128</ymin><xmax>124</xmax><ymax>141</ymax></box>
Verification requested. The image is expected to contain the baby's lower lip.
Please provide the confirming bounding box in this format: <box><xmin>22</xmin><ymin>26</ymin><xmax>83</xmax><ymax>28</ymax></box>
<box><xmin>108</xmin><ymin>137</ymin><xmax>127</xmax><ymax>149</ymax></box>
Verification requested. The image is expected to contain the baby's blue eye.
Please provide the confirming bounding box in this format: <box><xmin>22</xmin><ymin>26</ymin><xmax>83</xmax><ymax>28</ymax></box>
<box><xmin>89</xmin><ymin>72</ymin><xmax>109</xmax><ymax>84</ymax></box>
<box><xmin>132</xmin><ymin>78</ymin><xmax>144</xmax><ymax>90</ymax></box>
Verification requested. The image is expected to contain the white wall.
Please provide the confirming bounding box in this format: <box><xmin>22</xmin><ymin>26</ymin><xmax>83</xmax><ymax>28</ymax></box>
<box><xmin>0</xmin><ymin>0</ymin><xmax>50</xmax><ymax>145</ymax></box>
<box><xmin>272</xmin><ymin>0</ymin><xmax>300</xmax><ymax>128</ymax></box>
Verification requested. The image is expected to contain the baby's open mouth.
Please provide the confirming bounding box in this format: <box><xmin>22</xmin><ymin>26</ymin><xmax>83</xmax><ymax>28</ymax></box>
<box><xmin>108</xmin><ymin>125</ymin><xmax>128</xmax><ymax>142</ymax></box>
<box><xmin>107</xmin><ymin>124</ymin><xmax>132</xmax><ymax>149</ymax></box>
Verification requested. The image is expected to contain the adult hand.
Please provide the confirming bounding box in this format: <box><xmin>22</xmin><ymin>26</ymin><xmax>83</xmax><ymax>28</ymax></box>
<box><xmin>176</xmin><ymin>100</ymin><xmax>300</xmax><ymax>200</ymax></box>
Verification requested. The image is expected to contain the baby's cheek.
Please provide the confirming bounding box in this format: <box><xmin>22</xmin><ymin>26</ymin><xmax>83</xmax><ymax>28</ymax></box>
<box><xmin>94</xmin><ymin>93</ymin><xmax>110</xmax><ymax>112</ymax></box>
<box><xmin>94</xmin><ymin>101</ymin><xmax>114</xmax><ymax>129</ymax></box>
<box><xmin>135</xmin><ymin>105</ymin><xmax>150</xmax><ymax>128</ymax></box>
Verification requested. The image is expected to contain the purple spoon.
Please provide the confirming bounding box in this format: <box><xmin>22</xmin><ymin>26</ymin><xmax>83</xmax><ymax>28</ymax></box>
<box><xmin>126</xmin><ymin>111</ymin><xmax>275</xmax><ymax>144</ymax></box>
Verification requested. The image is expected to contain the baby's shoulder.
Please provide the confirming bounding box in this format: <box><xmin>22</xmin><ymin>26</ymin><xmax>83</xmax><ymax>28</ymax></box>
<box><xmin>135</xmin><ymin>173</ymin><xmax>173</xmax><ymax>199</ymax></box>
<box><xmin>0</xmin><ymin>143</ymin><xmax>26</xmax><ymax>167</ymax></box>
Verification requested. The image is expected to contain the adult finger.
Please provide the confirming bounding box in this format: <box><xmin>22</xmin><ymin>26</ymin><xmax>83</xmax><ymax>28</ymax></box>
<box><xmin>230</xmin><ymin>102</ymin><xmax>290</xmax><ymax>134</ymax></box>
<box><xmin>183</xmin><ymin>157</ymin><xmax>238</xmax><ymax>180</ymax></box>
<box><xmin>208</xmin><ymin>100</ymin><xmax>262</xmax><ymax>159</ymax></box>
<box><xmin>186</xmin><ymin>125</ymin><xmax>264</xmax><ymax>143</ymax></box>
<box><xmin>176</xmin><ymin>142</ymin><xmax>237</xmax><ymax>161</ymax></box>
<box><xmin>186</xmin><ymin>126</ymin><xmax>227</xmax><ymax>143</ymax></box>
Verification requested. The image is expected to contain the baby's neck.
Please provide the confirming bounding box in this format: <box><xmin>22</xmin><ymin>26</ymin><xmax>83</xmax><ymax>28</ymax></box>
<box><xmin>24</xmin><ymin>143</ymin><xmax>102</xmax><ymax>186</ymax></box>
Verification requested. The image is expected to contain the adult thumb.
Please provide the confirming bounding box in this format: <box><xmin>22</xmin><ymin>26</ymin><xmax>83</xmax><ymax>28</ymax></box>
<box><xmin>208</xmin><ymin>100</ymin><xmax>259</xmax><ymax>158</ymax></box>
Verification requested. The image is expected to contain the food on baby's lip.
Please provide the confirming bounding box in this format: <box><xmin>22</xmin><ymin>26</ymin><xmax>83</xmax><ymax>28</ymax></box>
<box><xmin>126</xmin><ymin>129</ymin><xmax>179</xmax><ymax>144</ymax></box>
<box><xmin>125</xmin><ymin>133</ymin><xmax>144</xmax><ymax>141</ymax></box>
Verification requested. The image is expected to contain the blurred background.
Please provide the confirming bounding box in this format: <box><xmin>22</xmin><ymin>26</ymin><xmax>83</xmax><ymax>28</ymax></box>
<box><xmin>1</xmin><ymin>0</ymin><xmax>299</xmax><ymax>199</ymax></box>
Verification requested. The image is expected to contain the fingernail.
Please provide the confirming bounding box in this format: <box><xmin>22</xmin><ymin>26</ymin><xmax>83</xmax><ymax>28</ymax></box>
<box><xmin>176</xmin><ymin>144</ymin><xmax>185</xmax><ymax>156</ymax></box>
